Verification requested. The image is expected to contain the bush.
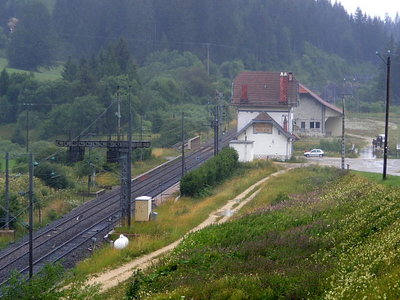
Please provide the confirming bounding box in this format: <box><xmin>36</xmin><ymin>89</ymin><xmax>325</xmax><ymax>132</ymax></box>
<box><xmin>180</xmin><ymin>147</ymin><xmax>238</xmax><ymax>197</ymax></box>
<box><xmin>30</xmin><ymin>141</ymin><xmax>68</xmax><ymax>163</ymax></box>
<box><xmin>34</xmin><ymin>162</ymin><xmax>70</xmax><ymax>189</ymax></box>
<box><xmin>358</xmin><ymin>101</ymin><xmax>384</xmax><ymax>113</ymax></box>
<box><xmin>132</xmin><ymin>148</ymin><xmax>152</xmax><ymax>162</ymax></box>
<box><xmin>1</xmin><ymin>263</ymin><xmax>100</xmax><ymax>299</ymax></box>
<box><xmin>318</xmin><ymin>139</ymin><xmax>341</xmax><ymax>152</ymax></box>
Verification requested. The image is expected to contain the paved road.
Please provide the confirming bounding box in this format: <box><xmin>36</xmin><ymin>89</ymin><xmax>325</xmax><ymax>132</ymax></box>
<box><xmin>306</xmin><ymin>156</ymin><xmax>400</xmax><ymax>177</ymax></box>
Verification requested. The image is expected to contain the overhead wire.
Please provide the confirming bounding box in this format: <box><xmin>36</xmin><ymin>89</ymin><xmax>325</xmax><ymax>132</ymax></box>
<box><xmin>57</xmin><ymin>32</ymin><xmax>272</xmax><ymax>57</ymax></box>
<box><xmin>0</xmin><ymin>99</ymin><xmax>122</xmax><ymax>226</ymax></box>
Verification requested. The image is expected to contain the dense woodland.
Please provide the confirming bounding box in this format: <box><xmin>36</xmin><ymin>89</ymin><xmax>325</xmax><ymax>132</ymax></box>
<box><xmin>0</xmin><ymin>0</ymin><xmax>400</xmax><ymax>145</ymax></box>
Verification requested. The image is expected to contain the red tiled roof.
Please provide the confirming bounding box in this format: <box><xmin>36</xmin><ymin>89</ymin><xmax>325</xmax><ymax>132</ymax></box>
<box><xmin>299</xmin><ymin>84</ymin><xmax>342</xmax><ymax>114</ymax></box>
<box><xmin>232</xmin><ymin>71</ymin><xmax>298</xmax><ymax>107</ymax></box>
<box><xmin>299</xmin><ymin>85</ymin><xmax>308</xmax><ymax>94</ymax></box>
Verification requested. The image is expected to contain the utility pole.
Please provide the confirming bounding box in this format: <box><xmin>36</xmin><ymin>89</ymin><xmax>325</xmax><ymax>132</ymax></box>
<box><xmin>341</xmin><ymin>96</ymin><xmax>345</xmax><ymax>170</ymax></box>
<box><xmin>383</xmin><ymin>55</ymin><xmax>391</xmax><ymax>180</ymax></box>
<box><xmin>127</xmin><ymin>86</ymin><xmax>133</xmax><ymax>226</ymax></box>
<box><xmin>210</xmin><ymin>92</ymin><xmax>225</xmax><ymax>156</ymax></box>
<box><xmin>116</xmin><ymin>87</ymin><xmax>121</xmax><ymax>141</ymax></box>
<box><xmin>140</xmin><ymin>115</ymin><xmax>143</xmax><ymax>161</ymax></box>
<box><xmin>120</xmin><ymin>86</ymin><xmax>133</xmax><ymax>227</ymax></box>
<box><xmin>181</xmin><ymin>112</ymin><xmax>185</xmax><ymax>176</ymax></box>
<box><xmin>87</xmin><ymin>148</ymin><xmax>91</xmax><ymax>196</ymax></box>
<box><xmin>26</xmin><ymin>104</ymin><xmax>30</xmax><ymax>153</ymax></box>
<box><xmin>206</xmin><ymin>43</ymin><xmax>210</xmax><ymax>76</ymax></box>
<box><xmin>218</xmin><ymin>93</ymin><xmax>224</xmax><ymax>152</ymax></box>
<box><xmin>376</xmin><ymin>51</ymin><xmax>391</xmax><ymax>180</ymax></box>
<box><xmin>212</xmin><ymin>91</ymin><xmax>224</xmax><ymax>156</ymax></box>
<box><xmin>5</xmin><ymin>152</ymin><xmax>9</xmax><ymax>229</ymax></box>
<box><xmin>340</xmin><ymin>77</ymin><xmax>353</xmax><ymax>171</ymax></box>
<box><xmin>213</xmin><ymin>103</ymin><xmax>219</xmax><ymax>156</ymax></box>
<box><xmin>28</xmin><ymin>152</ymin><xmax>34</xmax><ymax>279</ymax></box>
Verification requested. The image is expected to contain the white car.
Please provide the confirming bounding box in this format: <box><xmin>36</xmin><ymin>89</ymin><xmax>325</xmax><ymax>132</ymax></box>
<box><xmin>304</xmin><ymin>149</ymin><xmax>324</xmax><ymax>158</ymax></box>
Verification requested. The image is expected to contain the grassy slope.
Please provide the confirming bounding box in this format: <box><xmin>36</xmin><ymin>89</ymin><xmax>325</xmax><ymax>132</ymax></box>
<box><xmin>353</xmin><ymin>170</ymin><xmax>400</xmax><ymax>187</ymax></box>
<box><xmin>123</xmin><ymin>166</ymin><xmax>400</xmax><ymax>299</ymax></box>
<box><xmin>76</xmin><ymin>161</ymin><xmax>279</xmax><ymax>277</ymax></box>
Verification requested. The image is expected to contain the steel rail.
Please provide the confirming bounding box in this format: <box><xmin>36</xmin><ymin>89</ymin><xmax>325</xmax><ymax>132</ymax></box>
<box><xmin>0</xmin><ymin>131</ymin><xmax>237</xmax><ymax>289</ymax></box>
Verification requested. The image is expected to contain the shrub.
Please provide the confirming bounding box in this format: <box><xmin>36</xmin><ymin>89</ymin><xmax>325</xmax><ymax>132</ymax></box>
<box><xmin>318</xmin><ymin>139</ymin><xmax>341</xmax><ymax>152</ymax></box>
<box><xmin>132</xmin><ymin>148</ymin><xmax>153</xmax><ymax>162</ymax></box>
<box><xmin>34</xmin><ymin>162</ymin><xmax>70</xmax><ymax>189</ymax></box>
<box><xmin>358</xmin><ymin>101</ymin><xmax>384</xmax><ymax>113</ymax></box>
<box><xmin>180</xmin><ymin>147</ymin><xmax>238</xmax><ymax>197</ymax></box>
<box><xmin>1</xmin><ymin>263</ymin><xmax>100</xmax><ymax>299</ymax></box>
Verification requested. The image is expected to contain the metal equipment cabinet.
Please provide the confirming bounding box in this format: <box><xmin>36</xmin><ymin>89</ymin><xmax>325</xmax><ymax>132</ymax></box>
<box><xmin>134</xmin><ymin>196</ymin><xmax>152</xmax><ymax>221</ymax></box>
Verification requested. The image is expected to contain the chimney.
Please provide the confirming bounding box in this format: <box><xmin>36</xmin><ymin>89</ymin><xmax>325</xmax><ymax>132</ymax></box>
<box><xmin>280</xmin><ymin>72</ymin><xmax>288</xmax><ymax>103</ymax></box>
<box><xmin>241</xmin><ymin>84</ymin><xmax>248</xmax><ymax>102</ymax></box>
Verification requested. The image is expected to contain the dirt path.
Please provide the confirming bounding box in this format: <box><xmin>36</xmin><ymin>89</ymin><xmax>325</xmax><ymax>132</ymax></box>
<box><xmin>87</xmin><ymin>168</ymin><xmax>289</xmax><ymax>292</ymax></box>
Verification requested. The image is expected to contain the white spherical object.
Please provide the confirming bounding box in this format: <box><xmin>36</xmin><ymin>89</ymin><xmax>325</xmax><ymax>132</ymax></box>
<box><xmin>113</xmin><ymin>234</ymin><xmax>129</xmax><ymax>249</ymax></box>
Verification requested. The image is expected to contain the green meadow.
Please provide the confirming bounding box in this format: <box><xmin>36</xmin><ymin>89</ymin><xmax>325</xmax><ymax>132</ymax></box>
<box><xmin>0</xmin><ymin>58</ymin><xmax>62</xmax><ymax>81</ymax></box>
<box><xmin>117</xmin><ymin>166</ymin><xmax>400</xmax><ymax>299</ymax></box>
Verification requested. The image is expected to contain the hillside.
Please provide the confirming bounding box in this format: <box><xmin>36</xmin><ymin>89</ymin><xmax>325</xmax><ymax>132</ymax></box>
<box><xmin>1</xmin><ymin>0</ymin><xmax>400</xmax><ymax>98</ymax></box>
<box><xmin>0</xmin><ymin>0</ymin><xmax>399</xmax><ymax>148</ymax></box>
<box><xmin>118</xmin><ymin>166</ymin><xmax>400</xmax><ymax>299</ymax></box>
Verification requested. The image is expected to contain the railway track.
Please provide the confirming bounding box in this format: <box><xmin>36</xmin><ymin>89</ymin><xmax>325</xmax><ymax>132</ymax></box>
<box><xmin>0</xmin><ymin>131</ymin><xmax>236</xmax><ymax>288</ymax></box>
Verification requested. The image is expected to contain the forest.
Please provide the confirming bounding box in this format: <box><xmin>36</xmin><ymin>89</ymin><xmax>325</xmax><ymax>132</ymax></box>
<box><xmin>0</xmin><ymin>0</ymin><xmax>400</xmax><ymax>145</ymax></box>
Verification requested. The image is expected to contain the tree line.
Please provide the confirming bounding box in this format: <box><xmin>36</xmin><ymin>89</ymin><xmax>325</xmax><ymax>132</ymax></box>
<box><xmin>1</xmin><ymin>0</ymin><xmax>399</xmax><ymax>70</ymax></box>
<box><xmin>0</xmin><ymin>0</ymin><xmax>400</xmax><ymax>129</ymax></box>
<box><xmin>0</xmin><ymin>43</ymin><xmax>232</xmax><ymax>148</ymax></box>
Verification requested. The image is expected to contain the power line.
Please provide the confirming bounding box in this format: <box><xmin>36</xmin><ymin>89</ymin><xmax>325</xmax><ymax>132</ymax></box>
<box><xmin>57</xmin><ymin>32</ymin><xmax>275</xmax><ymax>57</ymax></box>
<box><xmin>40</xmin><ymin>100</ymin><xmax>117</xmax><ymax>164</ymax></box>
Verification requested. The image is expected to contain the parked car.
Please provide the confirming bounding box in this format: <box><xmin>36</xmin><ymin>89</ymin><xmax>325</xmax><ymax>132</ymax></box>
<box><xmin>304</xmin><ymin>149</ymin><xmax>324</xmax><ymax>158</ymax></box>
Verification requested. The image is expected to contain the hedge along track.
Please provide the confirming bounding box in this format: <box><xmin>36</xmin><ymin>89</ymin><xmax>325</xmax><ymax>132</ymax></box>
<box><xmin>0</xmin><ymin>131</ymin><xmax>236</xmax><ymax>289</ymax></box>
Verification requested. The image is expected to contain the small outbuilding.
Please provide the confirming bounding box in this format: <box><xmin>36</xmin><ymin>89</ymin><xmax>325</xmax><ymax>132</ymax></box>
<box><xmin>134</xmin><ymin>196</ymin><xmax>153</xmax><ymax>222</ymax></box>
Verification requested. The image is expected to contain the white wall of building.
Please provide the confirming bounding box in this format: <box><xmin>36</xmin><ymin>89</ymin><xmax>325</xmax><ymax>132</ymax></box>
<box><xmin>293</xmin><ymin>95</ymin><xmax>342</xmax><ymax>137</ymax></box>
<box><xmin>293</xmin><ymin>96</ymin><xmax>324</xmax><ymax>136</ymax></box>
<box><xmin>229</xmin><ymin>141</ymin><xmax>254</xmax><ymax>162</ymax></box>
<box><xmin>237</xmin><ymin>124</ymin><xmax>292</xmax><ymax>160</ymax></box>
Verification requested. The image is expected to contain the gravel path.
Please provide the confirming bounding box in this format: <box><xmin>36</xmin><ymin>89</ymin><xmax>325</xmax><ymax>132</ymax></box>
<box><xmin>86</xmin><ymin>151</ymin><xmax>400</xmax><ymax>293</ymax></box>
<box><xmin>87</xmin><ymin>168</ymin><xmax>290</xmax><ymax>292</ymax></box>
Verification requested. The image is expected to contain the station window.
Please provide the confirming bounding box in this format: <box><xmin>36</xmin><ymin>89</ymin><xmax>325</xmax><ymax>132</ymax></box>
<box><xmin>316</xmin><ymin>122</ymin><xmax>320</xmax><ymax>129</ymax></box>
<box><xmin>310</xmin><ymin>122</ymin><xmax>315</xmax><ymax>129</ymax></box>
<box><xmin>301</xmin><ymin>122</ymin><xmax>305</xmax><ymax>129</ymax></box>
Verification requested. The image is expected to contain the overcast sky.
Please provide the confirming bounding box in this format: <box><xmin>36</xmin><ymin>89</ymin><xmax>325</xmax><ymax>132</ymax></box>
<box><xmin>338</xmin><ymin>0</ymin><xmax>399</xmax><ymax>20</ymax></box>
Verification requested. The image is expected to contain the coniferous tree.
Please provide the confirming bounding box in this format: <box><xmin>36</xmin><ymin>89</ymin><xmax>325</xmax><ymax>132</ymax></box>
<box><xmin>76</xmin><ymin>57</ymin><xmax>96</xmax><ymax>95</ymax></box>
<box><xmin>114</xmin><ymin>38</ymin><xmax>131</xmax><ymax>73</ymax></box>
<box><xmin>62</xmin><ymin>56</ymin><xmax>78</xmax><ymax>82</ymax></box>
<box><xmin>0</xmin><ymin>69</ymin><xmax>9</xmax><ymax>96</ymax></box>
<box><xmin>7</xmin><ymin>2</ymin><xmax>55</xmax><ymax>70</ymax></box>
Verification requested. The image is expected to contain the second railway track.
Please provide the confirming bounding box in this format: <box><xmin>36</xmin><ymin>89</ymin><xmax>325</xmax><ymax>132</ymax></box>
<box><xmin>0</xmin><ymin>131</ymin><xmax>236</xmax><ymax>287</ymax></box>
